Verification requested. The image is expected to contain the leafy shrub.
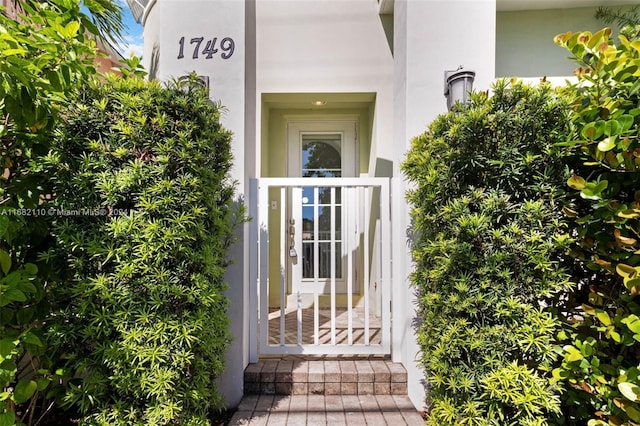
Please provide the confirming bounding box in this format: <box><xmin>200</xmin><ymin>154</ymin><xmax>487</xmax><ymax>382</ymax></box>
<box><xmin>0</xmin><ymin>1</ymin><xmax>122</xmax><ymax>424</ymax></box>
<box><xmin>553</xmin><ymin>28</ymin><xmax>640</xmax><ymax>424</ymax></box>
<box><xmin>45</xmin><ymin>75</ymin><xmax>239</xmax><ymax>425</ymax></box>
<box><xmin>403</xmin><ymin>81</ymin><xmax>573</xmax><ymax>425</ymax></box>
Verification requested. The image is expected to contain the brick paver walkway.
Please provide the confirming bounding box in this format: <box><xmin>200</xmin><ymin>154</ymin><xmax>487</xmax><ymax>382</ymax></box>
<box><xmin>228</xmin><ymin>394</ymin><xmax>424</xmax><ymax>425</ymax></box>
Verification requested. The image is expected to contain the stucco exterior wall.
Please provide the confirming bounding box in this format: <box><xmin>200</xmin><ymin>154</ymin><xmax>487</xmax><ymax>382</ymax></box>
<box><xmin>141</xmin><ymin>3</ymin><xmax>160</xmax><ymax>78</ymax></box>
<box><xmin>497</xmin><ymin>6</ymin><xmax>622</xmax><ymax>77</ymax></box>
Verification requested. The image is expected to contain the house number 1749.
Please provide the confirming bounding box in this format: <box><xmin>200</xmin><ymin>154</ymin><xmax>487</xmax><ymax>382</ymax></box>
<box><xmin>177</xmin><ymin>36</ymin><xmax>235</xmax><ymax>60</ymax></box>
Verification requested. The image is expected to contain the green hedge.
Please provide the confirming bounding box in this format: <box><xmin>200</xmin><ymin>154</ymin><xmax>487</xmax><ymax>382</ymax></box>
<box><xmin>403</xmin><ymin>81</ymin><xmax>574</xmax><ymax>425</ymax></box>
<box><xmin>552</xmin><ymin>28</ymin><xmax>640</xmax><ymax>425</ymax></box>
<box><xmin>46</xmin><ymin>75</ymin><xmax>238</xmax><ymax>425</ymax></box>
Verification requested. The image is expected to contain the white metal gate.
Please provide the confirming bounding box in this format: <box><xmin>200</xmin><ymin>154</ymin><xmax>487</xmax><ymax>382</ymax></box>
<box><xmin>249</xmin><ymin>177</ymin><xmax>391</xmax><ymax>358</ymax></box>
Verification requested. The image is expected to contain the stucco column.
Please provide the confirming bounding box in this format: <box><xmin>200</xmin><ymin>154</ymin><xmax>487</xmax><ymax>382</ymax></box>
<box><xmin>393</xmin><ymin>0</ymin><xmax>496</xmax><ymax>410</ymax></box>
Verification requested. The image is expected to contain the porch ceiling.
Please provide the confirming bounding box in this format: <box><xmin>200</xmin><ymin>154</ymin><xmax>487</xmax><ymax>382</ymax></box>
<box><xmin>262</xmin><ymin>92</ymin><xmax>375</xmax><ymax>110</ymax></box>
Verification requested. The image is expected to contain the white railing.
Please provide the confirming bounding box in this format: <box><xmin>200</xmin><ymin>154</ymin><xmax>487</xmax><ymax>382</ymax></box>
<box><xmin>249</xmin><ymin>177</ymin><xmax>391</xmax><ymax>358</ymax></box>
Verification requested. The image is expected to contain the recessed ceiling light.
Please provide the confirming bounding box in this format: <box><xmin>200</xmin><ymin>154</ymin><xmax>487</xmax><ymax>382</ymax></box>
<box><xmin>312</xmin><ymin>100</ymin><xmax>326</xmax><ymax>106</ymax></box>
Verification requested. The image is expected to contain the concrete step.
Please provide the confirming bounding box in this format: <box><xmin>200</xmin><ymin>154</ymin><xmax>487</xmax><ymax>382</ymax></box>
<box><xmin>244</xmin><ymin>359</ymin><xmax>408</xmax><ymax>396</ymax></box>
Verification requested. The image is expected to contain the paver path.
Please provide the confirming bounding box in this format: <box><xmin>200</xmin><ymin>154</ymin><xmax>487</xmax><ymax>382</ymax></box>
<box><xmin>228</xmin><ymin>394</ymin><xmax>424</xmax><ymax>425</ymax></box>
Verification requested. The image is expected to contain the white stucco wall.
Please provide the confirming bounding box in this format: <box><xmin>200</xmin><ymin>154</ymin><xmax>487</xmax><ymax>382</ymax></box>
<box><xmin>141</xmin><ymin>3</ymin><xmax>160</xmax><ymax>77</ymax></box>
<box><xmin>497</xmin><ymin>6</ymin><xmax>623</xmax><ymax>77</ymax></box>
<box><xmin>393</xmin><ymin>0</ymin><xmax>497</xmax><ymax>409</ymax></box>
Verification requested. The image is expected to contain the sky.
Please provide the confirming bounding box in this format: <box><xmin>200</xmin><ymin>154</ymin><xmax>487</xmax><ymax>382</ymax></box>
<box><xmin>115</xmin><ymin>0</ymin><xmax>144</xmax><ymax>58</ymax></box>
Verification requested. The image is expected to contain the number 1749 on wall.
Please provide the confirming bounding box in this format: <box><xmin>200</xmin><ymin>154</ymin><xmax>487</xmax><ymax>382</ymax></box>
<box><xmin>177</xmin><ymin>36</ymin><xmax>235</xmax><ymax>60</ymax></box>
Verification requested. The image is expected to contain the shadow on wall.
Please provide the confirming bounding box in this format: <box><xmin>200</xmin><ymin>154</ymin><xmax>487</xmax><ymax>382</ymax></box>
<box><xmin>149</xmin><ymin>42</ymin><xmax>160</xmax><ymax>80</ymax></box>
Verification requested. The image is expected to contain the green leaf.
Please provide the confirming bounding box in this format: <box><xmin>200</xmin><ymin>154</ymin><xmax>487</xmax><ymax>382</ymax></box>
<box><xmin>568</xmin><ymin>174</ymin><xmax>586</xmax><ymax>190</ymax></box>
<box><xmin>0</xmin><ymin>250</ymin><xmax>11</xmax><ymax>275</ymax></box>
<box><xmin>581</xmin><ymin>122</ymin><xmax>600</xmax><ymax>140</ymax></box>
<box><xmin>619</xmin><ymin>114</ymin><xmax>635</xmax><ymax>132</ymax></box>
<box><xmin>581</xmin><ymin>343</ymin><xmax>594</xmax><ymax>356</ymax></box>
<box><xmin>80</xmin><ymin>15</ymin><xmax>100</xmax><ymax>36</ymax></box>
<box><xmin>0</xmin><ymin>412</ymin><xmax>16</xmax><ymax>426</ymax></box>
<box><xmin>17</xmin><ymin>281</ymin><xmax>36</xmax><ymax>295</ymax></box>
<box><xmin>619</xmin><ymin>209</ymin><xmax>640</xmax><ymax>219</ymax></box>
<box><xmin>23</xmin><ymin>263</ymin><xmax>37</xmax><ymax>275</ymax></box>
<box><xmin>597</xmin><ymin>136</ymin><xmax>616</xmax><ymax>152</ymax></box>
<box><xmin>610</xmin><ymin>329</ymin><xmax>621</xmax><ymax>342</ymax></box>
<box><xmin>552</xmin><ymin>368</ymin><xmax>570</xmax><ymax>380</ymax></box>
<box><xmin>625</xmin><ymin>277</ymin><xmax>640</xmax><ymax>291</ymax></box>
<box><xmin>627</xmin><ymin>320</ymin><xmax>640</xmax><ymax>334</ymax></box>
<box><xmin>626</xmin><ymin>403</ymin><xmax>640</xmax><ymax>422</ymax></box>
<box><xmin>36</xmin><ymin>378</ymin><xmax>49</xmax><ymax>391</ymax></box>
<box><xmin>580</xmin><ymin>180</ymin><xmax>608</xmax><ymax>200</ymax></box>
<box><xmin>566</xmin><ymin>348</ymin><xmax>584</xmax><ymax>362</ymax></box>
<box><xmin>617</xmin><ymin>263</ymin><xmax>637</xmax><ymax>278</ymax></box>
<box><xmin>596</xmin><ymin>310</ymin><xmax>612</xmax><ymax>326</ymax></box>
<box><xmin>0</xmin><ymin>288</ymin><xmax>26</xmax><ymax>305</ymax></box>
<box><xmin>47</xmin><ymin>71</ymin><xmax>62</xmax><ymax>92</ymax></box>
<box><xmin>21</xmin><ymin>332</ymin><xmax>43</xmax><ymax>347</ymax></box>
<box><xmin>0</xmin><ymin>337</ymin><xmax>17</xmax><ymax>358</ymax></box>
<box><xmin>1</xmin><ymin>48</ymin><xmax>27</xmax><ymax>56</ymax></box>
<box><xmin>16</xmin><ymin>307</ymin><xmax>34</xmax><ymax>325</ymax></box>
<box><xmin>619</xmin><ymin>382</ymin><xmax>640</xmax><ymax>402</ymax></box>
<box><xmin>0</xmin><ymin>359</ymin><xmax>17</xmax><ymax>373</ymax></box>
<box><xmin>61</xmin><ymin>21</ymin><xmax>81</xmax><ymax>38</ymax></box>
<box><xmin>12</xmin><ymin>380</ymin><xmax>37</xmax><ymax>404</ymax></box>
<box><xmin>604</xmin><ymin>120</ymin><xmax>621</xmax><ymax>136</ymax></box>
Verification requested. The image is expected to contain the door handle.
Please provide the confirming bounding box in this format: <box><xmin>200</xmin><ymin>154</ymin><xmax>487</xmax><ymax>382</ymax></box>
<box><xmin>288</xmin><ymin>218</ymin><xmax>297</xmax><ymax>257</ymax></box>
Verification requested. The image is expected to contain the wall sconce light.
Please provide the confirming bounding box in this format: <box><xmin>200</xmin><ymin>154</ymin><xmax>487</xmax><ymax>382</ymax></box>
<box><xmin>444</xmin><ymin>66</ymin><xmax>475</xmax><ymax>111</ymax></box>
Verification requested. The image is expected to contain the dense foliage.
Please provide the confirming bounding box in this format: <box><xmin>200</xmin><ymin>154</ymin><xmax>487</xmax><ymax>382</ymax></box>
<box><xmin>0</xmin><ymin>1</ymin><xmax>122</xmax><ymax>424</ymax></box>
<box><xmin>553</xmin><ymin>28</ymin><xmax>640</xmax><ymax>425</ymax></box>
<box><xmin>42</xmin><ymin>75</ymin><xmax>238</xmax><ymax>425</ymax></box>
<box><xmin>403</xmin><ymin>81</ymin><xmax>574</xmax><ymax>425</ymax></box>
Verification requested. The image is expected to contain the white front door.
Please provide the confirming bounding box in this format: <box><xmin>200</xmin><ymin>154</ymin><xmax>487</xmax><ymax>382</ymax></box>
<box><xmin>286</xmin><ymin>120</ymin><xmax>357</xmax><ymax>295</ymax></box>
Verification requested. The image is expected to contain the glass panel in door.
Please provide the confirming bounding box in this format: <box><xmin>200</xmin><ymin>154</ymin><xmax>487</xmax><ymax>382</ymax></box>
<box><xmin>301</xmin><ymin>134</ymin><xmax>343</xmax><ymax>284</ymax></box>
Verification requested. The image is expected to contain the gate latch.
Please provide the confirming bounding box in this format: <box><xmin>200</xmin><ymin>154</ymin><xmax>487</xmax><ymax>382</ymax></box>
<box><xmin>289</xmin><ymin>218</ymin><xmax>297</xmax><ymax>257</ymax></box>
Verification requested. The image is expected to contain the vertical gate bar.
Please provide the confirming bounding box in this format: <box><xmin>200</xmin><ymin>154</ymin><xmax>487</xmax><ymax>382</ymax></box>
<box><xmin>280</xmin><ymin>186</ymin><xmax>287</xmax><ymax>346</ymax></box>
<box><xmin>295</xmin><ymin>189</ymin><xmax>303</xmax><ymax>346</ymax></box>
<box><xmin>249</xmin><ymin>179</ymin><xmax>259</xmax><ymax>362</ymax></box>
<box><xmin>330</xmin><ymin>186</ymin><xmax>336</xmax><ymax>345</ymax></box>
<box><xmin>364</xmin><ymin>186</ymin><xmax>370</xmax><ymax>345</ymax></box>
<box><xmin>297</xmin><ymin>291</ymin><xmax>302</xmax><ymax>345</ymax></box>
<box><xmin>380</xmin><ymin>180</ymin><xmax>391</xmax><ymax>350</ymax></box>
<box><xmin>313</xmin><ymin>186</ymin><xmax>320</xmax><ymax>345</ymax></box>
<box><xmin>347</xmin><ymin>187</ymin><xmax>353</xmax><ymax>345</ymax></box>
<box><xmin>259</xmin><ymin>182</ymin><xmax>269</xmax><ymax>352</ymax></box>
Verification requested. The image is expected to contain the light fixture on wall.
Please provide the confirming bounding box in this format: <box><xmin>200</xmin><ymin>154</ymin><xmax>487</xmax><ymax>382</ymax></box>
<box><xmin>444</xmin><ymin>66</ymin><xmax>475</xmax><ymax>111</ymax></box>
<box><xmin>311</xmin><ymin>100</ymin><xmax>327</xmax><ymax>106</ymax></box>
